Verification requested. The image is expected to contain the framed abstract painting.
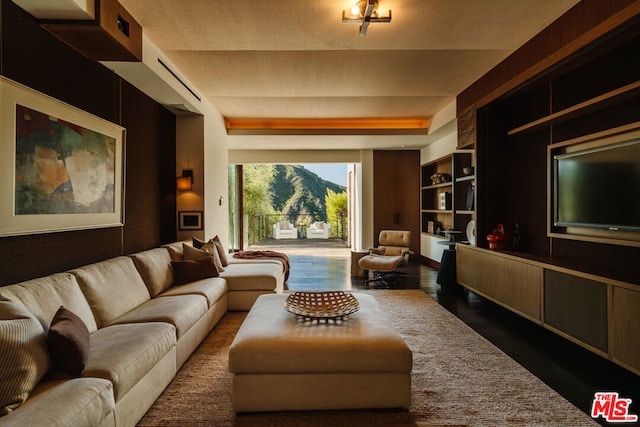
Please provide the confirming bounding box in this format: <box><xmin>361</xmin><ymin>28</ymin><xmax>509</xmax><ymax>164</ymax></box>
<box><xmin>0</xmin><ymin>76</ymin><xmax>126</xmax><ymax>236</ymax></box>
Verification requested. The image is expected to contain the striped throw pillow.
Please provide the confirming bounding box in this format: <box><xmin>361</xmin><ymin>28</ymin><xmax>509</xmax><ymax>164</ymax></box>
<box><xmin>0</xmin><ymin>300</ymin><xmax>51</xmax><ymax>415</ymax></box>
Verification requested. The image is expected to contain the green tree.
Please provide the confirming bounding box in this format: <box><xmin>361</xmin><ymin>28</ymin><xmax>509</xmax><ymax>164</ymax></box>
<box><xmin>243</xmin><ymin>165</ymin><xmax>277</xmax><ymax>243</ymax></box>
<box><xmin>325</xmin><ymin>189</ymin><xmax>348</xmax><ymax>239</ymax></box>
<box><xmin>243</xmin><ymin>164</ymin><xmax>276</xmax><ymax>217</ymax></box>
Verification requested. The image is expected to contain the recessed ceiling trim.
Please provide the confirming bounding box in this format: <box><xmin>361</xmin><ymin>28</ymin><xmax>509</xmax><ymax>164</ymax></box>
<box><xmin>225</xmin><ymin>118</ymin><xmax>430</xmax><ymax>135</ymax></box>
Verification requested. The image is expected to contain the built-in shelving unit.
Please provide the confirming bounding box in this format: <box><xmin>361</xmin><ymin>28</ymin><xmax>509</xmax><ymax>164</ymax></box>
<box><xmin>507</xmin><ymin>80</ymin><xmax>640</xmax><ymax>136</ymax></box>
<box><xmin>455</xmin><ymin>15</ymin><xmax>640</xmax><ymax>376</ymax></box>
<box><xmin>420</xmin><ymin>150</ymin><xmax>474</xmax><ymax>239</ymax></box>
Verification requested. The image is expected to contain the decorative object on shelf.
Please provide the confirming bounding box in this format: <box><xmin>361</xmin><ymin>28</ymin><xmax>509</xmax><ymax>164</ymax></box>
<box><xmin>486</xmin><ymin>224</ymin><xmax>511</xmax><ymax>250</ymax></box>
<box><xmin>465</xmin><ymin>183</ymin><xmax>475</xmax><ymax>210</ymax></box>
<box><xmin>463</xmin><ymin>166</ymin><xmax>474</xmax><ymax>176</ymax></box>
<box><xmin>466</xmin><ymin>220</ymin><xmax>476</xmax><ymax>245</ymax></box>
<box><xmin>430</xmin><ymin>173</ymin><xmax>452</xmax><ymax>185</ymax></box>
<box><xmin>284</xmin><ymin>291</ymin><xmax>360</xmax><ymax>320</ymax></box>
<box><xmin>438</xmin><ymin>192</ymin><xmax>452</xmax><ymax>210</ymax></box>
<box><xmin>428</xmin><ymin>221</ymin><xmax>442</xmax><ymax>234</ymax></box>
<box><xmin>512</xmin><ymin>222</ymin><xmax>521</xmax><ymax>251</ymax></box>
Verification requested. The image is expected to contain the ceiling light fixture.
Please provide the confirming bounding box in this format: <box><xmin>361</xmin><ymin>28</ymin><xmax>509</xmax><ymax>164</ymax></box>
<box><xmin>342</xmin><ymin>0</ymin><xmax>391</xmax><ymax>36</ymax></box>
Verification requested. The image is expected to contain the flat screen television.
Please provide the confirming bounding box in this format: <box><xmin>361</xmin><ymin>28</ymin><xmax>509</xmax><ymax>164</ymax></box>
<box><xmin>553</xmin><ymin>138</ymin><xmax>640</xmax><ymax>232</ymax></box>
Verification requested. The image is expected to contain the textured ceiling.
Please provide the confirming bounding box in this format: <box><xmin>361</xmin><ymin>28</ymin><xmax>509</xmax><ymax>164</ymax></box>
<box><xmin>117</xmin><ymin>0</ymin><xmax>580</xmax><ymax>138</ymax></box>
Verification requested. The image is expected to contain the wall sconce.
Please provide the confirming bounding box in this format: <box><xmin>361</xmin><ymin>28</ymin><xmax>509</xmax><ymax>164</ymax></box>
<box><xmin>176</xmin><ymin>169</ymin><xmax>193</xmax><ymax>191</ymax></box>
<box><xmin>342</xmin><ymin>0</ymin><xmax>391</xmax><ymax>36</ymax></box>
<box><xmin>219</xmin><ymin>196</ymin><xmax>224</xmax><ymax>206</ymax></box>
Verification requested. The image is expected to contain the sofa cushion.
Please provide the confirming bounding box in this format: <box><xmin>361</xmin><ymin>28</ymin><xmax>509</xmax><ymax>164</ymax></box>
<box><xmin>130</xmin><ymin>247</ymin><xmax>174</xmax><ymax>297</ymax></box>
<box><xmin>159</xmin><ymin>277</ymin><xmax>228</xmax><ymax>308</ymax></box>
<box><xmin>47</xmin><ymin>306</ymin><xmax>90</xmax><ymax>377</ymax></box>
<box><xmin>171</xmin><ymin>256</ymin><xmax>219</xmax><ymax>285</ymax></box>
<box><xmin>85</xmin><ymin>322</ymin><xmax>176</xmax><ymax>401</ymax></box>
<box><xmin>0</xmin><ymin>378</ymin><xmax>115</xmax><ymax>427</ymax></box>
<box><xmin>0</xmin><ymin>300</ymin><xmax>51</xmax><ymax>416</ymax></box>
<box><xmin>219</xmin><ymin>263</ymin><xmax>284</xmax><ymax>292</ymax></box>
<box><xmin>163</xmin><ymin>241</ymin><xmax>184</xmax><ymax>261</ymax></box>
<box><xmin>106</xmin><ymin>294</ymin><xmax>207</xmax><ymax>339</ymax></box>
<box><xmin>0</xmin><ymin>272</ymin><xmax>98</xmax><ymax>334</ymax></box>
<box><xmin>71</xmin><ymin>257</ymin><xmax>151</xmax><ymax>328</ymax></box>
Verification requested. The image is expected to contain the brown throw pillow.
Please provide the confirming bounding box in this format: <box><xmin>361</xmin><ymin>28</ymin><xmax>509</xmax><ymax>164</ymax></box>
<box><xmin>171</xmin><ymin>256</ymin><xmax>219</xmax><ymax>285</ymax></box>
<box><xmin>47</xmin><ymin>306</ymin><xmax>90</xmax><ymax>377</ymax></box>
<box><xmin>192</xmin><ymin>236</ymin><xmax>206</xmax><ymax>249</ymax></box>
<box><xmin>212</xmin><ymin>235</ymin><xmax>229</xmax><ymax>267</ymax></box>
<box><xmin>193</xmin><ymin>236</ymin><xmax>229</xmax><ymax>267</ymax></box>
<box><xmin>183</xmin><ymin>242</ymin><xmax>224</xmax><ymax>271</ymax></box>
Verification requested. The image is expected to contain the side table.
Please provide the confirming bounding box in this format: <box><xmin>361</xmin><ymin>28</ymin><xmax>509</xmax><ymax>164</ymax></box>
<box><xmin>350</xmin><ymin>250</ymin><xmax>369</xmax><ymax>277</ymax></box>
<box><xmin>436</xmin><ymin>230</ymin><xmax>462</xmax><ymax>287</ymax></box>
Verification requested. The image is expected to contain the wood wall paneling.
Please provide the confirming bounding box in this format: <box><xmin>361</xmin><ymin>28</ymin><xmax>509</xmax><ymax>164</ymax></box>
<box><xmin>120</xmin><ymin>80</ymin><xmax>176</xmax><ymax>254</ymax></box>
<box><xmin>457</xmin><ymin>0</ymin><xmax>640</xmax><ymax>114</ymax></box>
<box><xmin>373</xmin><ymin>150</ymin><xmax>420</xmax><ymax>256</ymax></box>
<box><xmin>456</xmin><ymin>109</ymin><xmax>476</xmax><ymax>149</ymax></box>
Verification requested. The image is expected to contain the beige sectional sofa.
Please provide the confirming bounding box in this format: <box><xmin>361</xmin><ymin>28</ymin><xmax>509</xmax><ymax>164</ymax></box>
<box><xmin>0</xmin><ymin>241</ymin><xmax>285</xmax><ymax>427</ymax></box>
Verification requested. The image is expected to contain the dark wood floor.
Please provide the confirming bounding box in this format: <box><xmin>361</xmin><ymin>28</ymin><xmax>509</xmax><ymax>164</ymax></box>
<box><xmin>270</xmin><ymin>242</ymin><xmax>640</xmax><ymax>426</ymax></box>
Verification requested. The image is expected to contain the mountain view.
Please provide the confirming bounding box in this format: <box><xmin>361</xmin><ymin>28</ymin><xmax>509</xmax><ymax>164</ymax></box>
<box><xmin>269</xmin><ymin>164</ymin><xmax>346</xmax><ymax>220</ymax></box>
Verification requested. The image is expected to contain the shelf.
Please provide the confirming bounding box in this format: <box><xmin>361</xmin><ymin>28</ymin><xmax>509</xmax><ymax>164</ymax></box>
<box><xmin>422</xmin><ymin>209</ymin><xmax>453</xmax><ymax>214</ymax></box>
<box><xmin>421</xmin><ymin>232</ymin><xmax>448</xmax><ymax>239</ymax></box>
<box><xmin>421</xmin><ymin>182</ymin><xmax>453</xmax><ymax>190</ymax></box>
<box><xmin>507</xmin><ymin>80</ymin><xmax>640</xmax><ymax>136</ymax></box>
<box><xmin>421</xmin><ymin>150</ymin><xmax>475</xmax><ymax>240</ymax></box>
<box><xmin>456</xmin><ymin>175</ymin><xmax>475</xmax><ymax>183</ymax></box>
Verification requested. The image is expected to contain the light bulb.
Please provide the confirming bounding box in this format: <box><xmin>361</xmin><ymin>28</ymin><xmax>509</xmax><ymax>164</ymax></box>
<box><xmin>351</xmin><ymin>4</ymin><xmax>361</xmax><ymax>16</ymax></box>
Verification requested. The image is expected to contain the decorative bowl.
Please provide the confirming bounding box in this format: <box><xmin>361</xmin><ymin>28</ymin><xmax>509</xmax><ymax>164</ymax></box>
<box><xmin>284</xmin><ymin>291</ymin><xmax>360</xmax><ymax>319</ymax></box>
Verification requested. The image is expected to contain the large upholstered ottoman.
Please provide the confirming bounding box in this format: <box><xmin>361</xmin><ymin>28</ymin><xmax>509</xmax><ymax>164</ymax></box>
<box><xmin>228</xmin><ymin>293</ymin><xmax>412</xmax><ymax>413</ymax></box>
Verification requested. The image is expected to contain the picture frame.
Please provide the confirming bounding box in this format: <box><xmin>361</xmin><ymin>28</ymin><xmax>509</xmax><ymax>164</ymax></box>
<box><xmin>0</xmin><ymin>76</ymin><xmax>126</xmax><ymax>236</ymax></box>
<box><xmin>179</xmin><ymin>211</ymin><xmax>203</xmax><ymax>230</ymax></box>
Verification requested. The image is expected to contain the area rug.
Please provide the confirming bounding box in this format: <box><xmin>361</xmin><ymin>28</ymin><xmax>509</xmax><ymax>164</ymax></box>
<box><xmin>137</xmin><ymin>290</ymin><xmax>597</xmax><ymax>426</ymax></box>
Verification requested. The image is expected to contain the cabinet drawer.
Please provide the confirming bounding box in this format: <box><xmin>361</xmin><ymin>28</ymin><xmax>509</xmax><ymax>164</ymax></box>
<box><xmin>457</xmin><ymin>247</ymin><xmax>542</xmax><ymax>321</ymax></box>
<box><xmin>611</xmin><ymin>287</ymin><xmax>640</xmax><ymax>372</ymax></box>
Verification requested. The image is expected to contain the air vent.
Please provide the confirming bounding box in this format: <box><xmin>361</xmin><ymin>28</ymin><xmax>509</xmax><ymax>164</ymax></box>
<box><xmin>158</xmin><ymin>59</ymin><xmax>201</xmax><ymax>102</ymax></box>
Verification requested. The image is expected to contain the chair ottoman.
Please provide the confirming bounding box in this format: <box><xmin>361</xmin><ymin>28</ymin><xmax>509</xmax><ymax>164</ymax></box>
<box><xmin>358</xmin><ymin>254</ymin><xmax>405</xmax><ymax>287</ymax></box>
<box><xmin>228</xmin><ymin>293</ymin><xmax>412</xmax><ymax>413</ymax></box>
